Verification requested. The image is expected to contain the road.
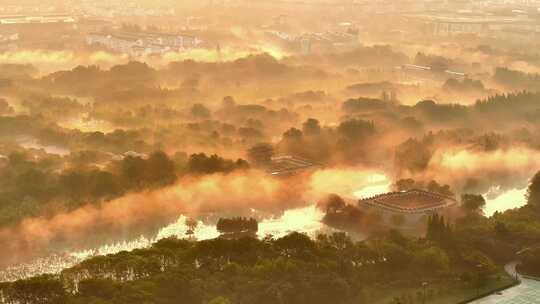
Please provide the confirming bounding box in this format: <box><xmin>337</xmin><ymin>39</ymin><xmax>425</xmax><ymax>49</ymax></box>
<box><xmin>470</xmin><ymin>262</ymin><xmax>540</xmax><ymax>304</ymax></box>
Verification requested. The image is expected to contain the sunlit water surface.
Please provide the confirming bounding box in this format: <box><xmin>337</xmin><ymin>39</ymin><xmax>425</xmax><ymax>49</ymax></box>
<box><xmin>3</xmin><ymin>172</ymin><xmax>527</xmax><ymax>282</ymax></box>
<box><xmin>58</xmin><ymin>114</ymin><xmax>116</xmax><ymax>133</ymax></box>
<box><xmin>16</xmin><ymin>136</ymin><xmax>70</xmax><ymax>156</ymax></box>
<box><xmin>483</xmin><ymin>186</ymin><xmax>528</xmax><ymax>217</ymax></box>
<box><xmin>0</xmin><ymin>172</ymin><xmax>392</xmax><ymax>282</ymax></box>
<box><xmin>0</xmin><ymin>205</ymin><xmax>332</xmax><ymax>282</ymax></box>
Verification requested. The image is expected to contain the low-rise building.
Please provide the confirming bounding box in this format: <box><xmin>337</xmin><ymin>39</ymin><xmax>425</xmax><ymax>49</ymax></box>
<box><xmin>86</xmin><ymin>31</ymin><xmax>202</xmax><ymax>56</ymax></box>
<box><xmin>267</xmin><ymin>155</ymin><xmax>320</xmax><ymax>176</ymax></box>
<box><xmin>359</xmin><ymin>189</ymin><xmax>458</xmax><ymax>227</ymax></box>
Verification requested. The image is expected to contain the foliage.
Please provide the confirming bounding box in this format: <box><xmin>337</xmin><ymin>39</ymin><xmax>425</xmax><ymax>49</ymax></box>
<box><xmin>216</xmin><ymin>217</ymin><xmax>258</xmax><ymax>235</ymax></box>
<box><xmin>426</xmin><ymin>214</ymin><xmax>453</xmax><ymax>247</ymax></box>
<box><xmin>1</xmin><ymin>275</ymin><xmax>65</xmax><ymax>304</ymax></box>
<box><xmin>337</xmin><ymin>119</ymin><xmax>375</xmax><ymax>142</ymax></box>
<box><xmin>493</xmin><ymin>67</ymin><xmax>540</xmax><ymax>91</ymax></box>
<box><xmin>0</xmin><ymin>150</ymin><xmax>247</xmax><ymax>227</ymax></box>
<box><xmin>527</xmin><ymin>171</ymin><xmax>540</xmax><ymax>211</ymax></box>
<box><xmin>5</xmin><ymin>198</ymin><xmax>538</xmax><ymax>304</ymax></box>
<box><xmin>342</xmin><ymin>97</ymin><xmax>389</xmax><ymax>113</ymax></box>
<box><xmin>443</xmin><ymin>78</ymin><xmax>485</xmax><ymax>93</ymax></box>
<box><xmin>519</xmin><ymin>246</ymin><xmax>540</xmax><ymax>277</ymax></box>
<box><xmin>394</xmin><ymin>136</ymin><xmax>433</xmax><ymax>174</ymax></box>
<box><xmin>461</xmin><ymin>194</ymin><xmax>486</xmax><ymax>213</ymax></box>
<box><xmin>320</xmin><ymin>194</ymin><xmax>365</xmax><ymax>231</ymax></box>
<box><xmin>247</xmin><ymin>143</ymin><xmax>274</xmax><ymax>166</ymax></box>
<box><xmin>187</xmin><ymin>153</ymin><xmax>249</xmax><ymax>174</ymax></box>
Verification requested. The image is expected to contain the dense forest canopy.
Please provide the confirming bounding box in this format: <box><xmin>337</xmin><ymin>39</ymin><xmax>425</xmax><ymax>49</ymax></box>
<box><xmin>2</xmin><ymin>1</ymin><xmax>540</xmax><ymax>301</ymax></box>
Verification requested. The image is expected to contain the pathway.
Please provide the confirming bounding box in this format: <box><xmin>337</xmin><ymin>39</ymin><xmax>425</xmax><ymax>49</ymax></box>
<box><xmin>470</xmin><ymin>262</ymin><xmax>540</xmax><ymax>304</ymax></box>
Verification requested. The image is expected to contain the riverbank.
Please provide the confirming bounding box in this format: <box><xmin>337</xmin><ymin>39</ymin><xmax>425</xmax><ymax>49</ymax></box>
<box><xmin>459</xmin><ymin>279</ymin><xmax>519</xmax><ymax>304</ymax></box>
<box><xmin>367</xmin><ymin>268</ymin><xmax>516</xmax><ymax>304</ymax></box>
<box><xmin>468</xmin><ymin>261</ymin><xmax>540</xmax><ymax>304</ymax></box>
<box><xmin>516</xmin><ymin>264</ymin><xmax>540</xmax><ymax>281</ymax></box>
<box><xmin>521</xmin><ymin>274</ymin><xmax>540</xmax><ymax>282</ymax></box>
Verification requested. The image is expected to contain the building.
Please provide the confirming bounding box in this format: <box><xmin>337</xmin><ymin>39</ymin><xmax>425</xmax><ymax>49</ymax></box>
<box><xmin>399</xmin><ymin>64</ymin><xmax>467</xmax><ymax>81</ymax></box>
<box><xmin>430</xmin><ymin>19</ymin><xmax>488</xmax><ymax>36</ymax></box>
<box><xmin>267</xmin><ymin>155</ymin><xmax>320</xmax><ymax>176</ymax></box>
<box><xmin>0</xmin><ymin>33</ymin><xmax>18</xmax><ymax>50</ymax></box>
<box><xmin>359</xmin><ymin>189</ymin><xmax>457</xmax><ymax>227</ymax></box>
<box><xmin>0</xmin><ymin>14</ymin><xmax>76</xmax><ymax>25</ymax></box>
<box><xmin>406</xmin><ymin>13</ymin><xmax>538</xmax><ymax>38</ymax></box>
<box><xmin>0</xmin><ymin>14</ymin><xmax>78</xmax><ymax>47</ymax></box>
<box><xmin>273</xmin><ymin>14</ymin><xmax>288</xmax><ymax>29</ymax></box>
<box><xmin>86</xmin><ymin>31</ymin><xmax>201</xmax><ymax>56</ymax></box>
<box><xmin>445</xmin><ymin>70</ymin><xmax>466</xmax><ymax>80</ymax></box>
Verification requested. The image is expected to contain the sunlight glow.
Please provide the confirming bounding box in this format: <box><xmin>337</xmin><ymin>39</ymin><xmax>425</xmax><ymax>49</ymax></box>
<box><xmin>352</xmin><ymin>173</ymin><xmax>392</xmax><ymax>199</ymax></box>
<box><xmin>483</xmin><ymin>186</ymin><xmax>528</xmax><ymax>217</ymax></box>
<box><xmin>257</xmin><ymin>205</ymin><xmax>327</xmax><ymax>239</ymax></box>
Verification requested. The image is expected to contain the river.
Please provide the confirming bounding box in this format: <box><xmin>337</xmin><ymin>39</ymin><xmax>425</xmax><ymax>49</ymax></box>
<box><xmin>470</xmin><ymin>262</ymin><xmax>540</xmax><ymax>304</ymax></box>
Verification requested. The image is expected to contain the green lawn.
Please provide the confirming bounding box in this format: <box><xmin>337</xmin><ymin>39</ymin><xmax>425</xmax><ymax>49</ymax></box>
<box><xmin>364</xmin><ymin>269</ymin><xmax>517</xmax><ymax>304</ymax></box>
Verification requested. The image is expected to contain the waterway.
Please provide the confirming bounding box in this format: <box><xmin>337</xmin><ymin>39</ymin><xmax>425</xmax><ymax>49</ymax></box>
<box><xmin>0</xmin><ymin>172</ymin><xmax>391</xmax><ymax>282</ymax></box>
<box><xmin>470</xmin><ymin>262</ymin><xmax>540</xmax><ymax>304</ymax></box>
<box><xmin>483</xmin><ymin>187</ymin><xmax>528</xmax><ymax>217</ymax></box>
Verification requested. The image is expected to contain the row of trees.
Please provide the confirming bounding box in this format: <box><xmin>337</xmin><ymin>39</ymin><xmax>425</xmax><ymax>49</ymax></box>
<box><xmin>216</xmin><ymin>217</ymin><xmax>258</xmax><ymax>235</ymax></box>
<box><xmin>0</xmin><ymin>151</ymin><xmax>249</xmax><ymax>227</ymax></box>
<box><xmin>0</xmin><ymin>228</ymin><xmax>498</xmax><ymax>304</ymax></box>
<box><xmin>186</xmin><ymin>153</ymin><xmax>249</xmax><ymax>174</ymax></box>
<box><xmin>6</xmin><ymin>167</ymin><xmax>540</xmax><ymax>304</ymax></box>
<box><xmin>393</xmin><ymin>178</ymin><xmax>454</xmax><ymax>197</ymax></box>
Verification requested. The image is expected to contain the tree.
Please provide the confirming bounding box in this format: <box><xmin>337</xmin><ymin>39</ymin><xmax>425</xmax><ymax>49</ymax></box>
<box><xmin>120</xmin><ymin>155</ymin><xmax>147</xmax><ymax>189</ymax></box>
<box><xmin>302</xmin><ymin>118</ymin><xmax>321</xmax><ymax>136</ymax></box>
<box><xmin>187</xmin><ymin>153</ymin><xmax>248</xmax><ymax>174</ymax></box>
<box><xmin>319</xmin><ymin>193</ymin><xmax>346</xmax><ymax>213</ymax></box>
<box><xmin>216</xmin><ymin>217</ymin><xmax>258</xmax><ymax>236</ymax></box>
<box><xmin>527</xmin><ymin>171</ymin><xmax>540</xmax><ymax>210</ymax></box>
<box><xmin>414</xmin><ymin>246</ymin><xmax>449</xmax><ymax>274</ymax></box>
<box><xmin>0</xmin><ymin>98</ymin><xmax>14</xmax><ymax>115</ymax></box>
<box><xmin>337</xmin><ymin>119</ymin><xmax>375</xmax><ymax>141</ymax></box>
<box><xmin>208</xmin><ymin>296</ymin><xmax>232</xmax><ymax>304</ymax></box>
<box><xmin>274</xmin><ymin>232</ymin><xmax>317</xmax><ymax>260</ymax></box>
<box><xmin>58</xmin><ymin>170</ymin><xmax>88</xmax><ymax>201</ymax></box>
<box><xmin>145</xmin><ymin>151</ymin><xmax>177</xmax><ymax>187</ymax></box>
<box><xmin>247</xmin><ymin>143</ymin><xmax>274</xmax><ymax>166</ymax></box>
<box><xmin>185</xmin><ymin>218</ymin><xmax>198</xmax><ymax>236</ymax></box>
<box><xmin>381</xmin><ymin>242</ymin><xmax>413</xmax><ymax>270</ymax></box>
<box><xmin>15</xmin><ymin>168</ymin><xmax>51</xmax><ymax>200</ymax></box>
<box><xmin>443</xmin><ymin>78</ymin><xmax>484</xmax><ymax>93</ymax></box>
<box><xmin>461</xmin><ymin>194</ymin><xmax>486</xmax><ymax>213</ymax></box>
<box><xmin>78</xmin><ymin>278</ymin><xmax>117</xmax><ymax>299</ymax></box>
<box><xmin>191</xmin><ymin>103</ymin><xmax>211</xmax><ymax>119</ymax></box>
<box><xmin>320</xmin><ymin>194</ymin><xmax>364</xmax><ymax>231</ymax></box>
<box><xmin>391</xmin><ymin>214</ymin><xmax>405</xmax><ymax>227</ymax></box>
<box><xmin>388</xmin><ymin>229</ymin><xmax>408</xmax><ymax>247</ymax></box>
<box><xmin>494</xmin><ymin>221</ymin><xmax>509</xmax><ymax>238</ymax></box>
<box><xmin>394</xmin><ymin>178</ymin><xmax>417</xmax><ymax>191</ymax></box>
<box><xmin>426</xmin><ymin>214</ymin><xmax>453</xmax><ymax>246</ymax></box>
<box><xmin>282</xmin><ymin>128</ymin><xmax>303</xmax><ymax>141</ymax></box>
<box><xmin>87</xmin><ymin>170</ymin><xmax>121</xmax><ymax>200</ymax></box>
<box><xmin>463</xmin><ymin>250</ymin><xmax>497</xmax><ymax>275</ymax></box>
<box><xmin>395</xmin><ymin>138</ymin><xmax>432</xmax><ymax>174</ymax></box>
<box><xmin>8</xmin><ymin>275</ymin><xmax>66</xmax><ymax>304</ymax></box>
<box><xmin>221</xmin><ymin>96</ymin><xmax>236</xmax><ymax>108</ymax></box>
<box><xmin>426</xmin><ymin>180</ymin><xmax>453</xmax><ymax>196</ymax></box>
<box><xmin>520</xmin><ymin>247</ymin><xmax>540</xmax><ymax>276</ymax></box>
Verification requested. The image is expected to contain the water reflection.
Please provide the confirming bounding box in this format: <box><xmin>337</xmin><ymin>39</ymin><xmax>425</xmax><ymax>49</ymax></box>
<box><xmin>483</xmin><ymin>187</ymin><xmax>527</xmax><ymax>217</ymax></box>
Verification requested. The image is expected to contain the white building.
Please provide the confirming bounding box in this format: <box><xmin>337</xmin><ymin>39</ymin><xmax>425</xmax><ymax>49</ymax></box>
<box><xmin>86</xmin><ymin>31</ymin><xmax>202</xmax><ymax>56</ymax></box>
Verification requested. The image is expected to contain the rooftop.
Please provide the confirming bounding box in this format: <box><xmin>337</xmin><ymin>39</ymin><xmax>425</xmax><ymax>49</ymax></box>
<box><xmin>268</xmin><ymin>155</ymin><xmax>319</xmax><ymax>176</ymax></box>
<box><xmin>89</xmin><ymin>31</ymin><xmax>196</xmax><ymax>40</ymax></box>
<box><xmin>359</xmin><ymin>189</ymin><xmax>457</xmax><ymax>213</ymax></box>
<box><xmin>0</xmin><ymin>15</ymin><xmax>76</xmax><ymax>25</ymax></box>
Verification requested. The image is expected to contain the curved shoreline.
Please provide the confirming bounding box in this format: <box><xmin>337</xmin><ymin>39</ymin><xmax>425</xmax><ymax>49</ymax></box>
<box><xmin>466</xmin><ymin>261</ymin><xmax>540</xmax><ymax>304</ymax></box>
